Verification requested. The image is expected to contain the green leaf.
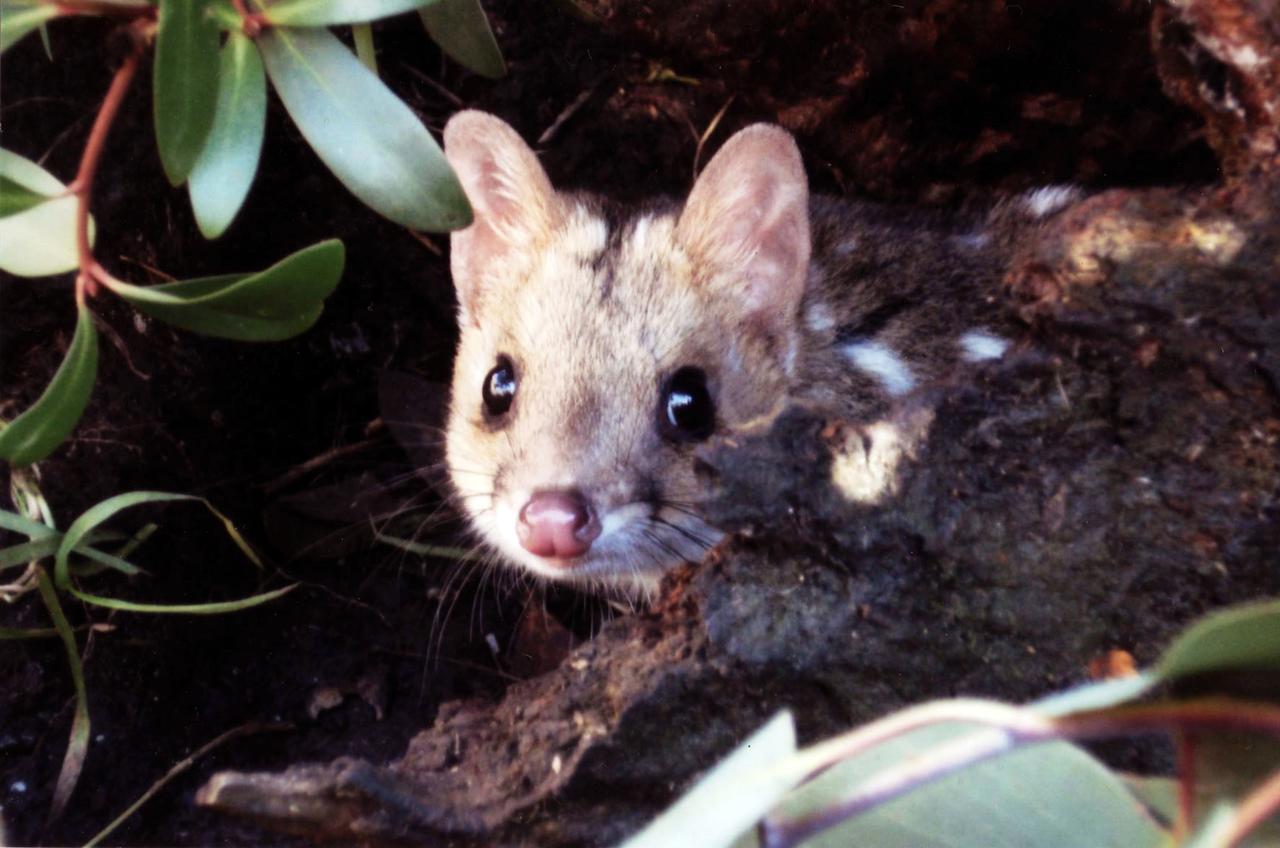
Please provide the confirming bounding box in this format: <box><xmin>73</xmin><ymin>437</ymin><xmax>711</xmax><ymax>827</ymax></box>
<box><xmin>257</xmin><ymin>26</ymin><xmax>472</xmax><ymax>231</ymax></box>
<box><xmin>0</xmin><ymin>508</ymin><xmax>58</xmax><ymax>538</ymax></box>
<box><xmin>0</xmin><ymin>148</ymin><xmax>94</xmax><ymax>277</ymax></box>
<box><xmin>69</xmin><ymin>583</ymin><xmax>296</xmax><ymax>615</ymax></box>
<box><xmin>351</xmin><ymin>22</ymin><xmax>377</xmax><ymax>74</ymax></box>
<box><xmin>107</xmin><ymin>239</ymin><xmax>344</xmax><ymax>341</ymax></box>
<box><xmin>54</xmin><ymin>491</ymin><xmax>197</xmax><ymax>590</ymax></box>
<box><xmin>0</xmin><ymin>304</ymin><xmax>98</xmax><ymax>466</ymax></box>
<box><xmin>0</xmin><ymin>626</ymin><xmax>61</xmax><ymax>639</ymax></box>
<box><xmin>621</xmin><ymin>712</ymin><xmax>800</xmax><ymax>848</ymax></box>
<box><xmin>188</xmin><ymin>31</ymin><xmax>267</xmax><ymax>239</ymax></box>
<box><xmin>51</xmin><ymin>490</ymin><xmax>285</xmax><ymax>614</ymax></box>
<box><xmin>263</xmin><ymin>0</ymin><xmax>437</xmax><ymax>26</ymax></box>
<box><xmin>0</xmin><ymin>535</ymin><xmax>61</xmax><ymax>570</ymax></box>
<box><xmin>1155</xmin><ymin>598</ymin><xmax>1280</xmax><ymax>684</ymax></box>
<box><xmin>1120</xmin><ymin>775</ymin><xmax>1178</xmax><ymax>826</ymax></box>
<box><xmin>0</xmin><ymin>174</ymin><xmax>53</xmax><ymax>216</ymax></box>
<box><xmin>419</xmin><ymin>0</ymin><xmax>506</xmax><ymax>79</ymax></box>
<box><xmin>0</xmin><ymin>1</ymin><xmax>60</xmax><ymax>55</ymax></box>
<box><xmin>770</xmin><ymin>724</ymin><xmax>1165</xmax><ymax>848</ymax></box>
<box><xmin>35</xmin><ymin>565</ymin><xmax>91</xmax><ymax>819</ymax></box>
<box><xmin>153</xmin><ymin>0</ymin><xmax>220</xmax><ymax>185</ymax></box>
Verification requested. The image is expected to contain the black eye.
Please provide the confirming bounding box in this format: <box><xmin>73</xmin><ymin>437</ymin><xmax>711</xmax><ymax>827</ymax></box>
<box><xmin>660</xmin><ymin>367</ymin><xmax>715</xmax><ymax>442</ymax></box>
<box><xmin>483</xmin><ymin>356</ymin><xmax>517</xmax><ymax>418</ymax></box>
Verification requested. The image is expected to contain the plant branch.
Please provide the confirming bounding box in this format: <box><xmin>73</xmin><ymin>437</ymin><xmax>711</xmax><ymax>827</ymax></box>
<box><xmin>71</xmin><ymin>21</ymin><xmax>146</xmax><ymax>303</ymax></box>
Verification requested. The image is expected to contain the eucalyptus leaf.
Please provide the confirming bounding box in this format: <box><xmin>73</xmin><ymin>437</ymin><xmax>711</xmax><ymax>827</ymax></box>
<box><xmin>153</xmin><ymin>0</ymin><xmax>220</xmax><ymax>185</ymax></box>
<box><xmin>108</xmin><ymin>239</ymin><xmax>344</xmax><ymax>341</ymax></box>
<box><xmin>419</xmin><ymin>0</ymin><xmax>506</xmax><ymax>79</ymax></box>
<box><xmin>0</xmin><ymin>1</ymin><xmax>60</xmax><ymax>55</ymax></box>
<box><xmin>257</xmin><ymin>26</ymin><xmax>471</xmax><ymax>231</ymax></box>
<box><xmin>0</xmin><ymin>148</ymin><xmax>94</xmax><ymax>277</ymax></box>
<box><xmin>770</xmin><ymin>725</ymin><xmax>1164</xmax><ymax>848</ymax></box>
<box><xmin>189</xmin><ymin>30</ymin><xmax>267</xmax><ymax>239</ymax></box>
<box><xmin>621</xmin><ymin>712</ymin><xmax>799</xmax><ymax>848</ymax></box>
<box><xmin>0</xmin><ymin>304</ymin><xmax>98</xmax><ymax>466</ymax></box>
<box><xmin>1155</xmin><ymin>597</ymin><xmax>1280</xmax><ymax>684</ymax></box>
<box><xmin>263</xmin><ymin>0</ymin><xmax>438</xmax><ymax>26</ymax></box>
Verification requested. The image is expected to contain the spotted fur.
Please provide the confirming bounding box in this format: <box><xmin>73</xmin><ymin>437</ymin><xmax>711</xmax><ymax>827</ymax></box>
<box><xmin>441</xmin><ymin>111</ymin><xmax>1068</xmax><ymax>594</ymax></box>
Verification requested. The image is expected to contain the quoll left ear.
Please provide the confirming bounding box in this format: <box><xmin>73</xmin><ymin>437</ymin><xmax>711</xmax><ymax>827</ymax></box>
<box><xmin>675</xmin><ymin>125</ymin><xmax>811</xmax><ymax>343</ymax></box>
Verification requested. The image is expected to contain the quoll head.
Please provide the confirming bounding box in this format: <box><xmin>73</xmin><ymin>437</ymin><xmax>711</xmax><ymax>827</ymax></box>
<box><xmin>442</xmin><ymin>111</ymin><xmax>811</xmax><ymax>594</ymax></box>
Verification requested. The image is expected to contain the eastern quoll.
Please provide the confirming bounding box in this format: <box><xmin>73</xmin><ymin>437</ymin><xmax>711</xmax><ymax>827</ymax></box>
<box><xmin>440</xmin><ymin>110</ymin><xmax>1078</xmax><ymax>596</ymax></box>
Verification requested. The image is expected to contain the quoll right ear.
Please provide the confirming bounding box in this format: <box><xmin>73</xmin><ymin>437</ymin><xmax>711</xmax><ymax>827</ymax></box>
<box><xmin>443</xmin><ymin>111</ymin><xmax>562</xmax><ymax>326</ymax></box>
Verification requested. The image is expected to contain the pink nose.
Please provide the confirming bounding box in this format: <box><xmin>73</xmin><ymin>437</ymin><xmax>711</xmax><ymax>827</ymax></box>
<box><xmin>517</xmin><ymin>491</ymin><xmax>600</xmax><ymax>561</ymax></box>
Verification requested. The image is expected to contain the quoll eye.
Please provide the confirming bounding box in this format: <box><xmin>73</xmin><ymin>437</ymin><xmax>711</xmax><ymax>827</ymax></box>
<box><xmin>660</xmin><ymin>367</ymin><xmax>715</xmax><ymax>442</ymax></box>
<box><xmin>483</xmin><ymin>356</ymin><xmax>517</xmax><ymax>418</ymax></box>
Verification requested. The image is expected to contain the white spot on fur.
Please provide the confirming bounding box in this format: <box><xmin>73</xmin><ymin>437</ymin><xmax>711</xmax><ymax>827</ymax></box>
<box><xmin>960</xmin><ymin>330</ymin><xmax>1009</xmax><ymax>362</ymax></box>
<box><xmin>805</xmin><ymin>301</ymin><xmax>837</xmax><ymax>333</ymax></box>
<box><xmin>834</xmin><ymin>237</ymin><xmax>860</xmax><ymax>255</ymax></box>
<box><xmin>841</xmin><ymin>341</ymin><xmax>916</xmax><ymax>396</ymax></box>
<box><xmin>954</xmin><ymin>231</ymin><xmax>990</xmax><ymax>250</ymax></box>
<box><xmin>629</xmin><ymin>213</ymin><xmax>653</xmax><ymax>249</ymax></box>
<box><xmin>831</xmin><ymin>409</ymin><xmax>933</xmax><ymax>504</ymax></box>
<box><xmin>1023</xmin><ymin>185</ymin><xmax>1082</xmax><ymax>219</ymax></box>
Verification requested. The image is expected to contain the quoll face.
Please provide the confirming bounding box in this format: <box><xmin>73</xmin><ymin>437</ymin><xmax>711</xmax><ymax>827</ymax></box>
<box><xmin>443</xmin><ymin>112</ymin><xmax>811</xmax><ymax>593</ymax></box>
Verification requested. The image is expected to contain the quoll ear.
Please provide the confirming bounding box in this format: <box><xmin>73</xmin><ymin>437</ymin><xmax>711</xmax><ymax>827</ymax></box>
<box><xmin>443</xmin><ymin>111</ymin><xmax>561</xmax><ymax>326</ymax></box>
<box><xmin>676</xmin><ymin>124</ymin><xmax>811</xmax><ymax>343</ymax></box>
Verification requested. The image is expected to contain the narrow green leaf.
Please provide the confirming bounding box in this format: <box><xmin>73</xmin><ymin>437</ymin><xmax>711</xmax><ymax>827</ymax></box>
<box><xmin>35</xmin><ymin>565</ymin><xmax>91</xmax><ymax>819</ymax></box>
<box><xmin>52</xmin><ymin>491</ymin><xmax>277</xmax><ymax>613</ymax></box>
<box><xmin>419</xmin><ymin>0</ymin><xmax>505</xmax><ymax>79</ymax></box>
<box><xmin>69</xmin><ymin>583</ymin><xmax>295</xmax><ymax>615</ymax></box>
<box><xmin>351</xmin><ymin>22</ymin><xmax>377</xmax><ymax>74</ymax></box>
<box><xmin>374</xmin><ymin>532</ymin><xmax>474</xmax><ymax>561</ymax></box>
<box><xmin>38</xmin><ymin>17</ymin><xmax>52</xmax><ymax>58</ymax></box>
<box><xmin>0</xmin><ymin>626</ymin><xmax>61</xmax><ymax>639</ymax></box>
<box><xmin>264</xmin><ymin>0</ymin><xmax>437</xmax><ymax>26</ymax></box>
<box><xmin>73</xmin><ymin>544</ymin><xmax>144</xmax><ymax>577</ymax></box>
<box><xmin>0</xmin><ymin>148</ymin><xmax>93</xmax><ymax>277</ymax></box>
<box><xmin>0</xmin><ymin>508</ymin><xmax>58</xmax><ymax>538</ymax></box>
<box><xmin>108</xmin><ymin>240</ymin><xmax>344</xmax><ymax>341</ymax></box>
<box><xmin>0</xmin><ymin>304</ymin><xmax>98</xmax><ymax>466</ymax></box>
<box><xmin>55</xmin><ymin>492</ymin><xmax>197</xmax><ymax>591</ymax></box>
<box><xmin>0</xmin><ymin>2</ymin><xmax>60</xmax><ymax>55</ymax></box>
<box><xmin>189</xmin><ymin>30</ymin><xmax>267</xmax><ymax>239</ymax></box>
<box><xmin>622</xmin><ymin>712</ymin><xmax>799</xmax><ymax>848</ymax></box>
<box><xmin>0</xmin><ymin>535</ymin><xmax>60</xmax><ymax>570</ymax></box>
<box><xmin>153</xmin><ymin>0</ymin><xmax>220</xmax><ymax>185</ymax></box>
<box><xmin>1156</xmin><ymin>598</ymin><xmax>1280</xmax><ymax>684</ymax></box>
<box><xmin>258</xmin><ymin>26</ymin><xmax>472</xmax><ymax>231</ymax></box>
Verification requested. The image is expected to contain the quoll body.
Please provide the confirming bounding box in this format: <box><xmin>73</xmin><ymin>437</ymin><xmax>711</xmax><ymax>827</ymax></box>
<box><xmin>441</xmin><ymin>110</ymin><xmax>1076</xmax><ymax>595</ymax></box>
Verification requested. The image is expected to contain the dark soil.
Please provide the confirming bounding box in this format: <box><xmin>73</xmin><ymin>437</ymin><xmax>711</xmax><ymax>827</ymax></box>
<box><xmin>0</xmin><ymin>1</ymin><xmax>1264</xmax><ymax>845</ymax></box>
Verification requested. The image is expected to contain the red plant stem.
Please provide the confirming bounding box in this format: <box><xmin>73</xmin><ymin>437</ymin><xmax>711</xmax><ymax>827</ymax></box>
<box><xmin>760</xmin><ymin>698</ymin><xmax>1280</xmax><ymax>848</ymax></box>
<box><xmin>1218</xmin><ymin>766</ymin><xmax>1280</xmax><ymax>847</ymax></box>
<box><xmin>54</xmin><ymin>0</ymin><xmax>155</xmax><ymax>19</ymax></box>
<box><xmin>72</xmin><ymin>27</ymin><xmax>144</xmax><ymax>304</ymax></box>
<box><xmin>1177</xmin><ymin>731</ymin><xmax>1198</xmax><ymax>838</ymax></box>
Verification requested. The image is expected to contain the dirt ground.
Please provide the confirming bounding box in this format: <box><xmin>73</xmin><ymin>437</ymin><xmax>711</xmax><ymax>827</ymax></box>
<box><xmin>0</xmin><ymin>1</ymin><xmax>1270</xmax><ymax>845</ymax></box>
